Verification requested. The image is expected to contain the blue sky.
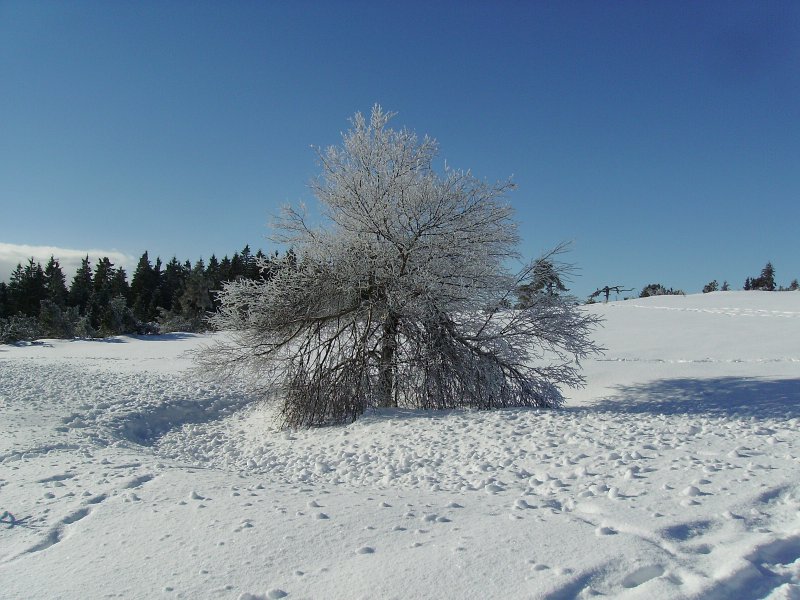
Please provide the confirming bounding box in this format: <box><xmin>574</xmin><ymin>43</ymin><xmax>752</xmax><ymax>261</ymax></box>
<box><xmin>1</xmin><ymin>1</ymin><xmax>798</xmax><ymax>297</ymax></box>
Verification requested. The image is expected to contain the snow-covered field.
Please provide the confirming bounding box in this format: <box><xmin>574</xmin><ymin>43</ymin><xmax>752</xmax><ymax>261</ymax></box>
<box><xmin>1</xmin><ymin>291</ymin><xmax>798</xmax><ymax>599</ymax></box>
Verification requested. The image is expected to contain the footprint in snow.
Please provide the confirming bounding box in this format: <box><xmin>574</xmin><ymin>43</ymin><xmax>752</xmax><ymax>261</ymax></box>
<box><xmin>238</xmin><ymin>591</ymin><xmax>287</xmax><ymax>600</ymax></box>
<box><xmin>23</xmin><ymin>507</ymin><xmax>92</xmax><ymax>555</ymax></box>
<box><xmin>595</xmin><ymin>526</ymin><xmax>617</xmax><ymax>536</ymax></box>
<box><xmin>123</xmin><ymin>474</ymin><xmax>154</xmax><ymax>489</ymax></box>
<box><xmin>621</xmin><ymin>564</ymin><xmax>665</xmax><ymax>588</ymax></box>
<box><xmin>37</xmin><ymin>473</ymin><xmax>75</xmax><ymax>484</ymax></box>
<box><xmin>660</xmin><ymin>520</ymin><xmax>712</xmax><ymax>542</ymax></box>
<box><xmin>422</xmin><ymin>514</ymin><xmax>438</xmax><ymax>523</ymax></box>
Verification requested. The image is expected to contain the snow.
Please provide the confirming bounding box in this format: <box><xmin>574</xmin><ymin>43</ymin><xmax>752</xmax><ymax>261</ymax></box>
<box><xmin>1</xmin><ymin>291</ymin><xmax>798</xmax><ymax>599</ymax></box>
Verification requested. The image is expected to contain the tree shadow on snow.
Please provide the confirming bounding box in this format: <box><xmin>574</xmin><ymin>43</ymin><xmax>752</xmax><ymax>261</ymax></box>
<box><xmin>126</xmin><ymin>332</ymin><xmax>199</xmax><ymax>342</ymax></box>
<box><xmin>110</xmin><ymin>391</ymin><xmax>256</xmax><ymax>446</ymax></box>
<box><xmin>590</xmin><ymin>377</ymin><xmax>800</xmax><ymax>420</ymax></box>
<box><xmin>5</xmin><ymin>340</ymin><xmax>54</xmax><ymax>348</ymax></box>
<box><xmin>359</xmin><ymin>407</ymin><xmax>462</xmax><ymax>425</ymax></box>
<box><xmin>70</xmin><ymin>332</ymin><xmax>199</xmax><ymax>344</ymax></box>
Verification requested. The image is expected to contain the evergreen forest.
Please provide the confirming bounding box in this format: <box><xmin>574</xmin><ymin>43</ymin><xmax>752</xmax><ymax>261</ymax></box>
<box><xmin>0</xmin><ymin>246</ymin><xmax>295</xmax><ymax>343</ymax></box>
<box><xmin>1</xmin><ymin>249</ymin><xmax>797</xmax><ymax>344</ymax></box>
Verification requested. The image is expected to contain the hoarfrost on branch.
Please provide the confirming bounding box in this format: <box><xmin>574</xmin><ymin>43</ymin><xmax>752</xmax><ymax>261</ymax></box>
<box><xmin>199</xmin><ymin>106</ymin><xmax>603</xmax><ymax>427</ymax></box>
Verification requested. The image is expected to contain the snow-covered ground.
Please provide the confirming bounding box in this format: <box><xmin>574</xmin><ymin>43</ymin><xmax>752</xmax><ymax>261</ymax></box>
<box><xmin>1</xmin><ymin>291</ymin><xmax>798</xmax><ymax>599</ymax></box>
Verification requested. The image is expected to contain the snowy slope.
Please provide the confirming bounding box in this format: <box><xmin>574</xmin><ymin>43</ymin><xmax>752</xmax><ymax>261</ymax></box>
<box><xmin>1</xmin><ymin>291</ymin><xmax>798</xmax><ymax>599</ymax></box>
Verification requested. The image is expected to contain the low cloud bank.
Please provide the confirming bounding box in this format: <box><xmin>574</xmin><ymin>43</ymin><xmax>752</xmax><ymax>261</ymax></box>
<box><xmin>0</xmin><ymin>242</ymin><xmax>135</xmax><ymax>282</ymax></box>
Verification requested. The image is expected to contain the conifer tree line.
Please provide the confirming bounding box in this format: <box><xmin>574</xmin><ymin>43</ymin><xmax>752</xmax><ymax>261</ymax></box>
<box><xmin>0</xmin><ymin>245</ymin><xmax>294</xmax><ymax>343</ymax></box>
<box><xmin>636</xmin><ymin>264</ymin><xmax>797</xmax><ymax>301</ymax></box>
<box><xmin>705</xmin><ymin>262</ymin><xmax>798</xmax><ymax>295</ymax></box>
<box><xmin>2</xmin><ymin>249</ymin><xmax>797</xmax><ymax>344</ymax></box>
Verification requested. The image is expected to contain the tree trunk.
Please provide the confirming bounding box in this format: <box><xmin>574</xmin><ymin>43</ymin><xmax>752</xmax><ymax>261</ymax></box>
<box><xmin>377</xmin><ymin>312</ymin><xmax>399</xmax><ymax>407</ymax></box>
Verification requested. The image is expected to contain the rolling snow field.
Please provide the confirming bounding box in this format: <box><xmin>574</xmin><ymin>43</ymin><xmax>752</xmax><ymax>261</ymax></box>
<box><xmin>1</xmin><ymin>291</ymin><xmax>798</xmax><ymax>599</ymax></box>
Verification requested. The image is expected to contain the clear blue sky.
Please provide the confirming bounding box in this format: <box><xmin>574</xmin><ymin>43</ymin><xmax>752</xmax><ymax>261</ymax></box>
<box><xmin>1</xmin><ymin>1</ymin><xmax>798</xmax><ymax>297</ymax></box>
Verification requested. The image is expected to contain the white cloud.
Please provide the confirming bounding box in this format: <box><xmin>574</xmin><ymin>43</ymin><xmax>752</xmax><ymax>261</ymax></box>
<box><xmin>0</xmin><ymin>243</ymin><xmax>135</xmax><ymax>283</ymax></box>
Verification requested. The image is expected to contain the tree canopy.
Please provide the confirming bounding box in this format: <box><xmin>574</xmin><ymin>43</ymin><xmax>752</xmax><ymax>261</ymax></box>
<box><xmin>200</xmin><ymin>106</ymin><xmax>603</xmax><ymax>427</ymax></box>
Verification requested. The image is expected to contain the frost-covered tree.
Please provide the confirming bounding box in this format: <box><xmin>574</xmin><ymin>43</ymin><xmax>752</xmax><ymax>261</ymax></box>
<box><xmin>702</xmin><ymin>280</ymin><xmax>718</xmax><ymax>294</ymax></box>
<box><xmin>516</xmin><ymin>259</ymin><xmax>569</xmax><ymax>307</ymax></box>
<box><xmin>639</xmin><ymin>283</ymin><xmax>684</xmax><ymax>298</ymax></box>
<box><xmin>0</xmin><ymin>314</ymin><xmax>41</xmax><ymax>343</ymax></box>
<box><xmin>199</xmin><ymin>106</ymin><xmax>602</xmax><ymax>427</ymax></box>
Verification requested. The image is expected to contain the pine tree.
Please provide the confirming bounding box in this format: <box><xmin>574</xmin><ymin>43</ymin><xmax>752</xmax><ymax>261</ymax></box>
<box><xmin>160</xmin><ymin>257</ymin><xmax>188</xmax><ymax>313</ymax></box>
<box><xmin>92</xmin><ymin>257</ymin><xmax>115</xmax><ymax>293</ymax></box>
<box><xmin>151</xmin><ymin>257</ymin><xmax>164</xmax><ymax>313</ymax></box>
<box><xmin>39</xmin><ymin>257</ymin><xmax>73</xmax><ymax>338</ymax></box>
<box><xmin>746</xmin><ymin>262</ymin><xmax>777</xmax><ymax>291</ymax></box>
<box><xmin>131</xmin><ymin>252</ymin><xmax>161</xmax><ymax>322</ymax></box>
<box><xmin>205</xmin><ymin>255</ymin><xmax>221</xmax><ymax>305</ymax></box>
<box><xmin>130</xmin><ymin>252</ymin><xmax>152</xmax><ymax>320</ymax></box>
<box><xmin>179</xmin><ymin>259</ymin><xmax>213</xmax><ymax>324</ymax></box>
<box><xmin>517</xmin><ymin>259</ymin><xmax>568</xmax><ymax>307</ymax></box>
<box><xmin>110</xmin><ymin>267</ymin><xmax>130</xmax><ymax>301</ymax></box>
<box><xmin>6</xmin><ymin>263</ymin><xmax>25</xmax><ymax>315</ymax></box>
<box><xmin>721</xmin><ymin>280</ymin><xmax>730</xmax><ymax>291</ymax></box>
<box><xmin>219</xmin><ymin>256</ymin><xmax>233</xmax><ymax>282</ymax></box>
<box><xmin>240</xmin><ymin>245</ymin><xmax>256</xmax><ymax>279</ymax></box>
<box><xmin>757</xmin><ymin>262</ymin><xmax>776</xmax><ymax>291</ymax></box>
<box><xmin>206</xmin><ymin>255</ymin><xmax>220</xmax><ymax>285</ymax></box>
<box><xmin>25</xmin><ymin>259</ymin><xmax>46</xmax><ymax>316</ymax></box>
<box><xmin>0</xmin><ymin>282</ymin><xmax>8</xmax><ymax>318</ymax></box>
<box><xmin>69</xmin><ymin>256</ymin><xmax>94</xmax><ymax>314</ymax></box>
<box><xmin>8</xmin><ymin>258</ymin><xmax>47</xmax><ymax>317</ymax></box>
<box><xmin>702</xmin><ymin>280</ymin><xmax>718</xmax><ymax>293</ymax></box>
<box><xmin>44</xmin><ymin>256</ymin><xmax>68</xmax><ymax>307</ymax></box>
<box><xmin>229</xmin><ymin>252</ymin><xmax>244</xmax><ymax>280</ymax></box>
<box><xmin>744</xmin><ymin>277</ymin><xmax>752</xmax><ymax>291</ymax></box>
<box><xmin>90</xmin><ymin>257</ymin><xmax>116</xmax><ymax>330</ymax></box>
